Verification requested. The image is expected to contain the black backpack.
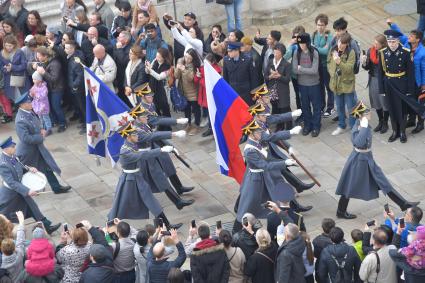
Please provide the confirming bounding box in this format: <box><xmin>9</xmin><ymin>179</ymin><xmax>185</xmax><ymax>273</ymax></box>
<box><xmin>331</xmin><ymin>252</ymin><xmax>351</xmax><ymax>283</ymax></box>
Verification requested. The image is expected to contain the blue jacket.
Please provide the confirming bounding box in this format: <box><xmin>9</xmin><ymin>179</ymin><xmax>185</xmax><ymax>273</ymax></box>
<box><xmin>147</xmin><ymin>241</ymin><xmax>186</xmax><ymax>283</ymax></box>
<box><xmin>390</xmin><ymin>23</ymin><xmax>425</xmax><ymax>87</ymax></box>
<box><xmin>385</xmin><ymin>218</ymin><xmax>422</xmax><ymax>248</ymax></box>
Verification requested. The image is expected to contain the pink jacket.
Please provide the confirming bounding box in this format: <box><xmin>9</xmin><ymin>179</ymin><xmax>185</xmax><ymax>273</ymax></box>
<box><xmin>30</xmin><ymin>82</ymin><xmax>50</xmax><ymax>115</ymax></box>
<box><xmin>25</xmin><ymin>238</ymin><xmax>55</xmax><ymax>276</ymax></box>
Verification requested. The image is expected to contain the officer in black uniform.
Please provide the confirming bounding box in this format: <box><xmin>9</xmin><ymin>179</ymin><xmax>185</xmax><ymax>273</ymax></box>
<box><xmin>378</xmin><ymin>30</ymin><xmax>415</xmax><ymax>143</ymax></box>
<box><xmin>223</xmin><ymin>42</ymin><xmax>258</xmax><ymax>106</ymax></box>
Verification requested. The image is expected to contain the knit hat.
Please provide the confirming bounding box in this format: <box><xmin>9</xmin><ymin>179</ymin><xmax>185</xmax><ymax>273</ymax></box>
<box><xmin>32</xmin><ymin>71</ymin><xmax>43</xmax><ymax>82</ymax></box>
<box><xmin>32</xmin><ymin>227</ymin><xmax>45</xmax><ymax>239</ymax></box>
<box><xmin>241</xmin><ymin>36</ymin><xmax>253</xmax><ymax>46</ymax></box>
<box><xmin>89</xmin><ymin>244</ymin><xmax>108</xmax><ymax>263</ymax></box>
<box><xmin>417</xmin><ymin>226</ymin><xmax>425</xmax><ymax>240</ymax></box>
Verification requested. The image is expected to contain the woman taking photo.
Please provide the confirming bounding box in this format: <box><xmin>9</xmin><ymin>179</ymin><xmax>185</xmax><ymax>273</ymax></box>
<box><xmin>125</xmin><ymin>45</ymin><xmax>148</xmax><ymax>106</ymax></box>
<box><xmin>205</xmin><ymin>24</ymin><xmax>226</xmax><ymax>62</ymax></box>
<box><xmin>56</xmin><ymin>225</ymin><xmax>91</xmax><ymax>283</ymax></box>
<box><xmin>145</xmin><ymin>47</ymin><xmax>172</xmax><ymax>127</ymax></box>
<box><xmin>361</xmin><ymin>34</ymin><xmax>389</xmax><ymax>134</ymax></box>
<box><xmin>265</xmin><ymin>43</ymin><xmax>292</xmax><ymax>131</ymax></box>
<box><xmin>0</xmin><ymin>35</ymin><xmax>30</xmax><ymax>106</ymax></box>
<box><xmin>174</xmin><ymin>48</ymin><xmax>201</xmax><ymax>136</ymax></box>
<box><xmin>23</xmin><ymin>10</ymin><xmax>47</xmax><ymax>37</ymax></box>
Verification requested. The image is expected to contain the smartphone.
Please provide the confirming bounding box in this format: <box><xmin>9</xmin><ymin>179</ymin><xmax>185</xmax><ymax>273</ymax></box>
<box><xmin>76</xmin><ymin>223</ymin><xmax>84</xmax><ymax>229</ymax></box>
<box><xmin>154</xmin><ymin>218</ymin><xmax>163</xmax><ymax>228</ymax></box>
<box><xmin>169</xmin><ymin>20</ymin><xmax>178</xmax><ymax>25</ymax></box>
<box><xmin>63</xmin><ymin>223</ymin><xmax>68</xmax><ymax>232</ymax></box>
<box><xmin>384</xmin><ymin>204</ymin><xmax>390</xmax><ymax>214</ymax></box>
<box><xmin>109</xmin><ymin>232</ymin><xmax>119</xmax><ymax>241</ymax></box>
<box><xmin>107</xmin><ymin>220</ymin><xmax>115</xmax><ymax>227</ymax></box>
<box><xmin>63</xmin><ymin>16</ymin><xmax>68</xmax><ymax>22</ymax></box>
<box><xmin>191</xmin><ymin>219</ymin><xmax>196</xmax><ymax>228</ymax></box>
<box><xmin>366</xmin><ymin>220</ymin><xmax>375</xmax><ymax>227</ymax></box>
<box><xmin>261</xmin><ymin>202</ymin><xmax>271</xmax><ymax>209</ymax></box>
<box><xmin>216</xmin><ymin>220</ymin><xmax>222</xmax><ymax>230</ymax></box>
<box><xmin>242</xmin><ymin>217</ymin><xmax>248</xmax><ymax>227</ymax></box>
<box><xmin>362</xmin><ymin>50</ymin><xmax>366</xmax><ymax>56</ymax></box>
<box><xmin>400</xmin><ymin>218</ymin><xmax>405</xmax><ymax>229</ymax></box>
<box><xmin>161</xmin><ymin>231</ymin><xmax>171</xmax><ymax>236</ymax></box>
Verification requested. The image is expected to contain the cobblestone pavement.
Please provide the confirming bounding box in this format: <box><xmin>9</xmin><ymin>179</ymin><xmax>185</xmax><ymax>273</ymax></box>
<box><xmin>0</xmin><ymin>0</ymin><xmax>424</xmax><ymax>243</ymax></box>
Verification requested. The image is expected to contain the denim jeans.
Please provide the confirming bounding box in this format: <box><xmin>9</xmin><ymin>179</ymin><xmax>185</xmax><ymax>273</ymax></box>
<box><xmin>225</xmin><ymin>0</ymin><xmax>243</xmax><ymax>31</ymax></box>
<box><xmin>39</xmin><ymin>114</ymin><xmax>52</xmax><ymax>130</ymax></box>
<box><xmin>418</xmin><ymin>14</ymin><xmax>425</xmax><ymax>33</ymax></box>
<box><xmin>335</xmin><ymin>92</ymin><xmax>357</xmax><ymax>129</ymax></box>
<box><xmin>49</xmin><ymin>90</ymin><xmax>66</xmax><ymax>126</ymax></box>
<box><xmin>320</xmin><ymin>64</ymin><xmax>334</xmax><ymax>112</ymax></box>
<box><xmin>299</xmin><ymin>84</ymin><xmax>322</xmax><ymax>131</ymax></box>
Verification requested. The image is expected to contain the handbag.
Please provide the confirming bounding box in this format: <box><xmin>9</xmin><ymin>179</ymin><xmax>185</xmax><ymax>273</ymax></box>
<box><xmin>10</xmin><ymin>75</ymin><xmax>25</xmax><ymax>88</ymax></box>
<box><xmin>216</xmin><ymin>0</ymin><xmax>234</xmax><ymax>5</ymax></box>
<box><xmin>170</xmin><ymin>82</ymin><xmax>188</xmax><ymax>112</ymax></box>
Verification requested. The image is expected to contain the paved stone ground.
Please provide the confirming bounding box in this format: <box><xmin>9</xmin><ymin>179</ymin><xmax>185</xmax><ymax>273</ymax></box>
<box><xmin>1</xmin><ymin>0</ymin><xmax>424</xmax><ymax>244</ymax></box>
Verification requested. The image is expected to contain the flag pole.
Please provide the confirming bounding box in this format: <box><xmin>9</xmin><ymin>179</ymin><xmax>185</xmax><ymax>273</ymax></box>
<box><xmin>172</xmin><ymin>0</ymin><xmax>177</xmax><ymax>20</ymax></box>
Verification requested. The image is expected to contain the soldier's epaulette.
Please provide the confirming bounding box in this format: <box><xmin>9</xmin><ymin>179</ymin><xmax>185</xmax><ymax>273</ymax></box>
<box><xmin>121</xmin><ymin>144</ymin><xmax>137</xmax><ymax>153</ymax></box>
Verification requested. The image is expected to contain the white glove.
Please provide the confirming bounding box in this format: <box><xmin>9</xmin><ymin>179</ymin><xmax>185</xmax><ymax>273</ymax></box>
<box><xmin>360</xmin><ymin>117</ymin><xmax>368</xmax><ymax>128</ymax></box>
<box><xmin>285</xmin><ymin>159</ymin><xmax>296</xmax><ymax>166</ymax></box>
<box><xmin>291</xmin><ymin>109</ymin><xmax>302</xmax><ymax>118</ymax></box>
<box><xmin>289</xmin><ymin>126</ymin><xmax>302</xmax><ymax>135</ymax></box>
<box><xmin>161</xmin><ymin>145</ymin><xmax>174</xmax><ymax>153</ymax></box>
<box><xmin>173</xmin><ymin>148</ymin><xmax>180</xmax><ymax>155</ymax></box>
<box><xmin>173</xmin><ymin>130</ymin><xmax>186</xmax><ymax>138</ymax></box>
<box><xmin>288</xmin><ymin>147</ymin><xmax>295</xmax><ymax>156</ymax></box>
<box><xmin>176</xmin><ymin>118</ymin><xmax>189</xmax><ymax>125</ymax></box>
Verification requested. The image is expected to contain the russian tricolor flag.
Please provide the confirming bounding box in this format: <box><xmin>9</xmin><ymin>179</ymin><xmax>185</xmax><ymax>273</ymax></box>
<box><xmin>204</xmin><ymin>61</ymin><xmax>253</xmax><ymax>184</ymax></box>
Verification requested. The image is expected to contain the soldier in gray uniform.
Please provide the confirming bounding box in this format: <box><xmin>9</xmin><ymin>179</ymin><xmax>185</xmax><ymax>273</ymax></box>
<box><xmin>14</xmin><ymin>92</ymin><xmax>71</xmax><ymax>194</ymax></box>
<box><xmin>108</xmin><ymin>122</ymin><xmax>182</xmax><ymax>229</ymax></box>
<box><xmin>336</xmin><ymin>101</ymin><xmax>419</xmax><ymax>219</ymax></box>
<box><xmin>0</xmin><ymin>136</ymin><xmax>61</xmax><ymax>234</ymax></box>
<box><xmin>235</xmin><ymin>119</ymin><xmax>297</xmax><ymax>229</ymax></box>
<box><xmin>136</xmin><ymin>83</ymin><xmax>195</xmax><ymax>195</ymax></box>
<box><xmin>128</xmin><ymin>103</ymin><xmax>194</xmax><ymax>209</ymax></box>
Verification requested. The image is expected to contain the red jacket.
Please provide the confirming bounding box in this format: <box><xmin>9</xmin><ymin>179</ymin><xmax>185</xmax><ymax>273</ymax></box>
<box><xmin>25</xmin><ymin>239</ymin><xmax>55</xmax><ymax>276</ymax></box>
<box><xmin>194</xmin><ymin>64</ymin><xmax>222</xmax><ymax>108</ymax></box>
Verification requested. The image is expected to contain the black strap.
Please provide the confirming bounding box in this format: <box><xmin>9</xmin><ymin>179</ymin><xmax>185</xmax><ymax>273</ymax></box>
<box><xmin>372</xmin><ymin>251</ymin><xmax>380</xmax><ymax>283</ymax></box>
<box><xmin>228</xmin><ymin>247</ymin><xmax>238</xmax><ymax>262</ymax></box>
<box><xmin>256</xmin><ymin>251</ymin><xmax>275</xmax><ymax>264</ymax></box>
<box><xmin>113</xmin><ymin>241</ymin><xmax>120</xmax><ymax>260</ymax></box>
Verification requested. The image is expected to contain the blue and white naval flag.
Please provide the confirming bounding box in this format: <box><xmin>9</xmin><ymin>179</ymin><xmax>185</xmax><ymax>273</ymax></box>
<box><xmin>84</xmin><ymin>67</ymin><xmax>132</xmax><ymax>166</ymax></box>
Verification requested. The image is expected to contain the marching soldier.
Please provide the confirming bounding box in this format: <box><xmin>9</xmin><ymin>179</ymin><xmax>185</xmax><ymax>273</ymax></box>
<box><xmin>108</xmin><ymin>122</ymin><xmax>182</xmax><ymax>229</ymax></box>
<box><xmin>235</xmin><ymin>119</ymin><xmax>297</xmax><ymax>230</ymax></box>
<box><xmin>129</xmin><ymin>104</ymin><xmax>194</xmax><ymax>209</ymax></box>
<box><xmin>0</xmin><ymin>136</ymin><xmax>61</xmax><ymax>234</ymax></box>
<box><xmin>223</xmin><ymin>42</ymin><xmax>258</xmax><ymax>106</ymax></box>
<box><xmin>248</xmin><ymin>103</ymin><xmax>313</xmax><ymax>213</ymax></box>
<box><xmin>378</xmin><ymin>30</ymin><xmax>415</xmax><ymax>143</ymax></box>
<box><xmin>135</xmin><ymin>83</ymin><xmax>195</xmax><ymax>195</ymax></box>
<box><xmin>14</xmin><ymin>92</ymin><xmax>71</xmax><ymax>194</ymax></box>
<box><xmin>336</xmin><ymin>101</ymin><xmax>419</xmax><ymax>219</ymax></box>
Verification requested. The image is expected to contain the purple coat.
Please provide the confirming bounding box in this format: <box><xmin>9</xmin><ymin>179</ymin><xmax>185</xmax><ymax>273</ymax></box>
<box><xmin>30</xmin><ymin>82</ymin><xmax>49</xmax><ymax>115</ymax></box>
<box><xmin>0</xmin><ymin>49</ymin><xmax>30</xmax><ymax>100</ymax></box>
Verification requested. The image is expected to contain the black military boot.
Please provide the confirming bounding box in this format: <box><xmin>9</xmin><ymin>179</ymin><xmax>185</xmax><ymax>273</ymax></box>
<box><xmin>400</xmin><ymin>131</ymin><xmax>407</xmax><ymax>143</ymax></box>
<box><xmin>169</xmin><ymin>174</ymin><xmax>194</xmax><ymax>195</ymax></box>
<box><xmin>387</xmin><ymin>191</ymin><xmax>420</xmax><ymax>211</ymax></box>
<box><xmin>380</xmin><ymin>111</ymin><xmax>389</xmax><ymax>134</ymax></box>
<box><xmin>41</xmin><ymin>218</ymin><xmax>62</xmax><ymax>235</ymax></box>
<box><xmin>412</xmin><ymin>117</ymin><xmax>424</xmax><ymax>134</ymax></box>
<box><xmin>158</xmin><ymin>213</ymin><xmax>183</xmax><ymax>230</ymax></box>
<box><xmin>336</xmin><ymin>196</ymin><xmax>356</xmax><ymax>219</ymax></box>
<box><xmin>282</xmin><ymin>168</ymin><xmax>314</xmax><ymax>193</ymax></box>
<box><xmin>406</xmin><ymin>116</ymin><xmax>416</xmax><ymax>128</ymax></box>
<box><xmin>388</xmin><ymin>131</ymin><xmax>400</xmax><ymax>142</ymax></box>
<box><xmin>290</xmin><ymin>199</ymin><xmax>313</xmax><ymax>212</ymax></box>
<box><xmin>374</xmin><ymin>109</ymin><xmax>383</xmax><ymax>132</ymax></box>
<box><xmin>165</xmin><ymin>189</ymin><xmax>194</xmax><ymax>210</ymax></box>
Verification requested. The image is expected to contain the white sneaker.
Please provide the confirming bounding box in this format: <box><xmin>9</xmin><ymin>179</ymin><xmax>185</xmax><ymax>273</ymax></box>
<box><xmin>332</xmin><ymin>127</ymin><xmax>345</xmax><ymax>136</ymax></box>
<box><xmin>200</xmin><ymin>117</ymin><xmax>209</xmax><ymax>128</ymax></box>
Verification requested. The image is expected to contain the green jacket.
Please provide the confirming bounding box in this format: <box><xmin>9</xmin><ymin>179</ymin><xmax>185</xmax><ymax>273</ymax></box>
<box><xmin>353</xmin><ymin>240</ymin><xmax>365</xmax><ymax>261</ymax></box>
<box><xmin>327</xmin><ymin>48</ymin><xmax>356</xmax><ymax>94</ymax></box>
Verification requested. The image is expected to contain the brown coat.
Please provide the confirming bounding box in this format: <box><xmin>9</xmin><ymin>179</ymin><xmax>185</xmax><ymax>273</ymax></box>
<box><xmin>174</xmin><ymin>61</ymin><xmax>198</xmax><ymax>102</ymax></box>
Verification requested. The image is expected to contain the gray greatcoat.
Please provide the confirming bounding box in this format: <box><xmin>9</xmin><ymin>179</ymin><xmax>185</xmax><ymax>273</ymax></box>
<box><xmin>236</xmin><ymin>139</ymin><xmax>294</xmax><ymax>222</ymax></box>
<box><xmin>15</xmin><ymin>108</ymin><xmax>61</xmax><ymax>174</ymax></box>
<box><xmin>336</xmin><ymin>120</ymin><xmax>396</xmax><ymax>201</ymax></box>
<box><xmin>0</xmin><ymin>153</ymin><xmax>44</xmax><ymax>222</ymax></box>
<box><xmin>108</xmin><ymin>140</ymin><xmax>163</xmax><ymax>220</ymax></box>
<box><xmin>134</xmin><ymin>121</ymin><xmax>176</xmax><ymax>193</ymax></box>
